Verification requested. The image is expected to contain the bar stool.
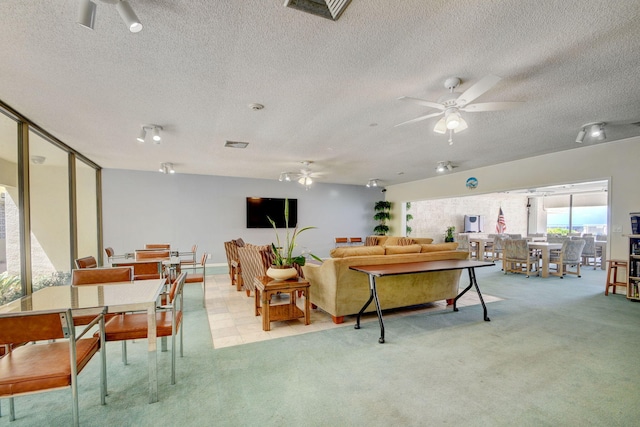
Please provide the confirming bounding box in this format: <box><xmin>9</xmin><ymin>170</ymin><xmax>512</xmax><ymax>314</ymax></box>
<box><xmin>605</xmin><ymin>259</ymin><xmax>628</xmax><ymax>296</ymax></box>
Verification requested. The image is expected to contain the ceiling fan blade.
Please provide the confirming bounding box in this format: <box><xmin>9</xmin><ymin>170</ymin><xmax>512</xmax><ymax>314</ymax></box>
<box><xmin>461</xmin><ymin>101</ymin><xmax>523</xmax><ymax>112</ymax></box>
<box><xmin>433</xmin><ymin>117</ymin><xmax>447</xmax><ymax>134</ymax></box>
<box><xmin>453</xmin><ymin>117</ymin><xmax>468</xmax><ymax>133</ymax></box>
<box><xmin>455</xmin><ymin>75</ymin><xmax>502</xmax><ymax>107</ymax></box>
<box><xmin>394</xmin><ymin>111</ymin><xmax>444</xmax><ymax>127</ymax></box>
<box><xmin>397</xmin><ymin>96</ymin><xmax>445</xmax><ymax>110</ymax></box>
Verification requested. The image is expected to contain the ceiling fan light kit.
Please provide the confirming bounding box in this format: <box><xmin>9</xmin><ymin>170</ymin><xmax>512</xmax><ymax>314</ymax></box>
<box><xmin>278</xmin><ymin>161</ymin><xmax>317</xmax><ymax>190</ymax></box>
<box><xmin>396</xmin><ymin>74</ymin><xmax>522</xmax><ymax>143</ymax></box>
<box><xmin>435</xmin><ymin>161</ymin><xmax>454</xmax><ymax>173</ymax></box>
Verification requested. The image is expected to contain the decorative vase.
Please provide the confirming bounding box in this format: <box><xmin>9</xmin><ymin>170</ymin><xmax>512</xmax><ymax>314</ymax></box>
<box><xmin>266</xmin><ymin>266</ymin><xmax>297</xmax><ymax>281</ymax></box>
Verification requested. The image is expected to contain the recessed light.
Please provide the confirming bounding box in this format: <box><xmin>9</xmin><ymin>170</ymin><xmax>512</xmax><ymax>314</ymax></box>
<box><xmin>248</xmin><ymin>103</ymin><xmax>264</xmax><ymax>111</ymax></box>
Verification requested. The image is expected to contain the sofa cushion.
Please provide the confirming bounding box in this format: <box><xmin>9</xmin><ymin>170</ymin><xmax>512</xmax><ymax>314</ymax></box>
<box><xmin>330</xmin><ymin>246</ymin><xmax>385</xmax><ymax>258</ymax></box>
<box><xmin>420</xmin><ymin>242</ymin><xmax>459</xmax><ymax>252</ymax></box>
<box><xmin>412</xmin><ymin>237</ymin><xmax>434</xmax><ymax>244</ymax></box>
<box><xmin>385</xmin><ymin>244</ymin><xmax>422</xmax><ymax>255</ymax></box>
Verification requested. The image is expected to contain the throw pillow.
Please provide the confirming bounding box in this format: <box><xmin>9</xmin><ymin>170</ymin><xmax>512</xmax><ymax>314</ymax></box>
<box><xmin>385</xmin><ymin>244</ymin><xmax>422</xmax><ymax>255</ymax></box>
<box><xmin>420</xmin><ymin>242</ymin><xmax>459</xmax><ymax>252</ymax></box>
<box><xmin>330</xmin><ymin>246</ymin><xmax>385</xmax><ymax>258</ymax></box>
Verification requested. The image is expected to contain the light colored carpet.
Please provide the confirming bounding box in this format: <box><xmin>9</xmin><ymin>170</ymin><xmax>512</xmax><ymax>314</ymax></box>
<box><xmin>2</xmin><ymin>265</ymin><xmax>640</xmax><ymax>426</ymax></box>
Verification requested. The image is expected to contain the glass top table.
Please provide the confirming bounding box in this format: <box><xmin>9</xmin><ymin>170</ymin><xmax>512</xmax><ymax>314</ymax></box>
<box><xmin>0</xmin><ymin>279</ymin><xmax>166</xmax><ymax>403</ymax></box>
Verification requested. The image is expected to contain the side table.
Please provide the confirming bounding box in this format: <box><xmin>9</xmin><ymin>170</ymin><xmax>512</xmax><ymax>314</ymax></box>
<box><xmin>253</xmin><ymin>276</ymin><xmax>310</xmax><ymax>331</ymax></box>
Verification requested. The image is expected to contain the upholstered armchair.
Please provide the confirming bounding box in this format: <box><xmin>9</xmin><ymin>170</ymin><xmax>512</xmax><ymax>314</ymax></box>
<box><xmin>575</xmin><ymin>236</ymin><xmax>599</xmax><ymax>269</ymax></box>
<box><xmin>491</xmin><ymin>235</ymin><xmax>510</xmax><ymax>262</ymax></box>
<box><xmin>503</xmin><ymin>239</ymin><xmax>539</xmax><ymax>277</ymax></box>
<box><xmin>549</xmin><ymin>239</ymin><xmax>586</xmax><ymax>278</ymax></box>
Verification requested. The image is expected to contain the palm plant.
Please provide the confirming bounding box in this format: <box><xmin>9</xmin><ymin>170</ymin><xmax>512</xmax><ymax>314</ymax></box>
<box><xmin>373</xmin><ymin>200</ymin><xmax>391</xmax><ymax>235</ymax></box>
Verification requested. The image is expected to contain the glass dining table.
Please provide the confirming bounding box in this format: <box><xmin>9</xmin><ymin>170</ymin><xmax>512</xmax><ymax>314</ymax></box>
<box><xmin>0</xmin><ymin>279</ymin><xmax>166</xmax><ymax>404</ymax></box>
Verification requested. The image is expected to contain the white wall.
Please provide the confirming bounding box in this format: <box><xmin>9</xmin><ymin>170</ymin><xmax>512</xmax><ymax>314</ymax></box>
<box><xmin>102</xmin><ymin>170</ymin><xmax>382</xmax><ymax>263</ymax></box>
<box><xmin>385</xmin><ymin>136</ymin><xmax>640</xmax><ymax>261</ymax></box>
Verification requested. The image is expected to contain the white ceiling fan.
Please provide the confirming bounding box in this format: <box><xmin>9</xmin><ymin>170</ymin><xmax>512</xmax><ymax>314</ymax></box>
<box><xmin>395</xmin><ymin>75</ymin><xmax>522</xmax><ymax>144</ymax></box>
<box><xmin>278</xmin><ymin>161</ymin><xmax>321</xmax><ymax>190</ymax></box>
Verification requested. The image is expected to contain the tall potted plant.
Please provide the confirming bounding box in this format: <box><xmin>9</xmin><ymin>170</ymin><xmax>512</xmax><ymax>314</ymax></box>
<box><xmin>373</xmin><ymin>200</ymin><xmax>391</xmax><ymax>236</ymax></box>
<box><xmin>267</xmin><ymin>199</ymin><xmax>320</xmax><ymax>280</ymax></box>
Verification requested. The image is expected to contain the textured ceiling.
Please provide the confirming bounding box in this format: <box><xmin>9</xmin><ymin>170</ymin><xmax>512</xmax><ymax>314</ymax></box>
<box><xmin>1</xmin><ymin>0</ymin><xmax>639</xmax><ymax>187</ymax></box>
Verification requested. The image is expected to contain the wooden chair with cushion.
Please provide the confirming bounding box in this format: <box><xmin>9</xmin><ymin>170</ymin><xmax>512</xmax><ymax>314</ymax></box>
<box><xmin>349</xmin><ymin>237</ymin><xmax>363</xmax><ymax>245</ymax></box>
<box><xmin>549</xmin><ymin>239</ymin><xmax>586</xmax><ymax>278</ymax></box>
<box><xmin>184</xmin><ymin>253</ymin><xmax>207</xmax><ymax>307</ymax></box>
<box><xmin>224</xmin><ymin>240</ymin><xmax>242</xmax><ymax>291</ymax></box>
<box><xmin>0</xmin><ymin>308</ymin><xmax>106</xmax><ymax>426</ymax></box>
<box><xmin>114</xmin><ymin>261</ymin><xmax>163</xmax><ymax>280</ymax></box>
<box><xmin>75</xmin><ymin>256</ymin><xmax>98</xmax><ymax>269</ymax></box>
<box><xmin>503</xmin><ymin>239</ymin><xmax>539</xmax><ymax>278</ymax></box>
<box><xmin>102</xmin><ymin>272</ymin><xmax>187</xmax><ymax>385</ymax></box>
<box><xmin>334</xmin><ymin>237</ymin><xmax>348</xmax><ymax>247</ymax></box>
<box><xmin>237</xmin><ymin>245</ymin><xmax>270</xmax><ymax>297</ymax></box>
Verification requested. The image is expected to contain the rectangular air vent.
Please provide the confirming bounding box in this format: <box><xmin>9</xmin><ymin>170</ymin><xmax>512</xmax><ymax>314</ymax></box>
<box><xmin>225</xmin><ymin>141</ymin><xmax>249</xmax><ymax>149</ymax></box>
<box><xmin>284</xmin><ymin>0</ymin><xmax>352</xmax><ymax>21</ymax></box>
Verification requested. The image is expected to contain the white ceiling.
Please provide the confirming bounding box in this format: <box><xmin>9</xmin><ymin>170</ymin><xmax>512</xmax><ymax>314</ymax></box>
<box><xmin>1</xmin><ymin>0</ymin><xmax>640</xmax><ymax>186</ymax></box>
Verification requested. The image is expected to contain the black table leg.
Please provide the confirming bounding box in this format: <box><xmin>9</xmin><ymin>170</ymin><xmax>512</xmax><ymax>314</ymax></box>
<box><xmin>355</xmin><ymin>274</ymin><xmax>385</xmax><ymax>343</ymax></box>
<box><xmin>453</xmin><ymin>267</ymin><xmax>490</xmax><ymax>321</ymax></box>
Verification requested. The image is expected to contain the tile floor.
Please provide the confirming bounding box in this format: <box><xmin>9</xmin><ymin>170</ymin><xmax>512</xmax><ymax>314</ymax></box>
<box><xmin>204</xmin><ymin>269</ymin><xmax>502</xmax><ymax>349</ymax></box>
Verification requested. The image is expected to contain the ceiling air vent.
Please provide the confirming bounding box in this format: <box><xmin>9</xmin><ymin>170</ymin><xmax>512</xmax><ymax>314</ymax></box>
<box><xmin>284</xmin><ymin>0</ymin><xmax>352</xmax><ymax>21</ymax></box>
<box><xmin>225</xmin><ymin>141</ymin><xmax>249</xmax><ymax>149</ymax></box>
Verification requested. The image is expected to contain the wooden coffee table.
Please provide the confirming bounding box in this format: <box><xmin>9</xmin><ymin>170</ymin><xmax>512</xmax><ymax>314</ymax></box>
<box><xmin>253</xmin><ymin>276</ymin><xmax>310</xmax><ymax>331</ymax></box>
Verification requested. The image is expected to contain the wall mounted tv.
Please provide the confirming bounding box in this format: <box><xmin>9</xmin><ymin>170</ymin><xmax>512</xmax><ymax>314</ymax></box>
<box><xmin>246</xmin><ymin>197</ymin><xmax>297</xmax><ymax>228</ymax></box>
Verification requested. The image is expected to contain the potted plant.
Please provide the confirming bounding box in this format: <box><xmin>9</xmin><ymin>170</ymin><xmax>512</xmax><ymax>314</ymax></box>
<box><xmin>267</xmin><ymin>199</ymin><xmax>321</xmax><ymax>280</ymax></box>
<box><xmin>444</xmin><ymin>226</ymin><xmax>455</xmax><ymax>242</ymax></box>
<box><xmin>373</xmin><ymin>200</ymin><xmax>392</xmax><ymax>236</ymax></box>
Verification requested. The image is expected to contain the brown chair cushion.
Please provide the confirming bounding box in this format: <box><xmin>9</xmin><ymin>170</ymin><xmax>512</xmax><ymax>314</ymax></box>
<box><xmin>0</xmin><ymin>339</ymin><xmax>100</xmax><ymax>395</ymax></box>
<box><xmin>71</xmin><ymin>267</ymin><xmax>133</xmax><ymax>285</ymax></box>
<box><xmin>102</xmin><ymin>312</ymin><xmax>182</xmax><ymax>342</ymax></box>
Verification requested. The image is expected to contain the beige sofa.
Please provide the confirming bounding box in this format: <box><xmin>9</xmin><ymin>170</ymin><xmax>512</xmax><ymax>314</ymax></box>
<box><xmin>302</xmin><ymin>243</ymin><xmax>469</xmax><ymax>324</ymax></box>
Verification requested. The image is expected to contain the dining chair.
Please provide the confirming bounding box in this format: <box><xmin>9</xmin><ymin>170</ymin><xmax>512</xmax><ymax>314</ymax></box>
<box><xmin>179</xmin><ymin>244</ymin><xmax>198</xmax><ymax>268</ymax></box>
<box><xmin>184</xmin><ymin>253</ymin><xmax>207</xmax><ymax>307</ymax></box>
<box><xmin>334</xmin><ymin>237</ymin><xmax>348</xmax><ymax>247</ymax></box>
<box><xmin>135</xmin><ymin>249</ymin><xmax>170</xmax><ymax>260</ymax></box>
<box><xmin>75</xmin><ymin>256</ymin><xmax>98</xmax><ymax>269</ymax></box>
<box><xmin>491</xmin><ymin>235</ymin><xmax>510</xmax><ymax>263</ymax></box>
<box><xmin>145</xmin><ymin>243</ymin><xmax>171</xmax><ymax>250</ymax></box>
<box><xmin>102</xmin><ymin>272</ymin><xmax>187</xmax><ymax>385</ymax></box>
<box><xmin>71</xmin><ymin>266</ymin><xmax>134</xmax><ymax>286</ymax></box>
<box><xmin>349</xmin><ymin>237</ymin><xmax>363</xmax><ymax>245</ymax></box>
<box><xmin>503</xmin><ymin>239</ymin><xmax>539</xmax><ymax>278</ymax></box>
<box><xmin>0</xmin><ymin>308</ymin><xmax>106</xmax><ymax>426</ymax></box>
<box><xmin>574</xmin><ymin>236</ymin><xmax>600</xmax><ymax>269</ymax></box>
<box><xmin>548</xmin><ymin>239</ymin><xmax>586</xmax><ymax>278</ymax></box>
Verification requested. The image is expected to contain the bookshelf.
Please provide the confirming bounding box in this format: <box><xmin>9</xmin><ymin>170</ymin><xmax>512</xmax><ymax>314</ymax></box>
<box><xmin>628</xmin><ymin>234</ymin><xmax>640</xmax><ymax>300</ymax></box>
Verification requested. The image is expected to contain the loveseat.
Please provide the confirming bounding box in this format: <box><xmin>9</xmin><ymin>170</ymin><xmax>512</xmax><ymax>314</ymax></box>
<box><xmin>301</xmin><ymin>242</ymin><xmax>468</xmax><ymax>324</ymax></box>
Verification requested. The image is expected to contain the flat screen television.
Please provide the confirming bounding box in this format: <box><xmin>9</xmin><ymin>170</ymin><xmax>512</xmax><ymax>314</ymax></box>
<box><xmin>246</xmin><ymin>197</ymin><xmax>297</xmax><ymax>228</ymax></box>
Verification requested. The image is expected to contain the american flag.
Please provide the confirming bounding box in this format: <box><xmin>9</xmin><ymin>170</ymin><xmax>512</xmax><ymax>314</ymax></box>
<box><xmin>496</xmin><ymin>207</ymin><xmax>507</xmax><ymax>234</ymax></box>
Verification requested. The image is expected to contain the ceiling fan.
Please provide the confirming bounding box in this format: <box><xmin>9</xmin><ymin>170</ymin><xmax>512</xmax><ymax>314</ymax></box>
<box><xmin>395</xmin><ymin>75</ymin><xmax>522</xmax><ymax>144</ymax></box>
<box><xmin>278</xmin><ymin>161</ymin><xmax>321</xmax><ymax>190</ymax></box>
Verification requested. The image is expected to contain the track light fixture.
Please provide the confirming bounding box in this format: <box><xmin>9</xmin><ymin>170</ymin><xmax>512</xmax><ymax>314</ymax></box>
<box><xmin>435</xmin><ymin>161</ymin><xmax>454</xmax><ymax>173</ymax></box>
<box><xmin>77</xmin><ymin>0</ymin><xmax>142</xmax><ymax>33</ymax></box>
<box><xmin>576</xmin><ymin>122</ymin><xmax>606</xmax><ymax>143</ymax></box>
<box><xmin>77</xmin><ymin>0</ymin><xmax>97</xmax><ymax>29</ymax></box>
<box><xmin>366</xmin><ymin>179</ymin><xmax>379</xmax><ymax>188</ymax></box>
<box><xmin>116</xmin><ymin>1</ymin><xmax>143</xmax><ymax>33</ymax></box>
<box><xmin>159</xmin><ymin>162</ymin><xmax>175</xmax><ymax>174</ymax></box>
<box><xmin>136</xmin><ymin>125</ymin><xmax>162</xmax><ymax>144</ymax></box>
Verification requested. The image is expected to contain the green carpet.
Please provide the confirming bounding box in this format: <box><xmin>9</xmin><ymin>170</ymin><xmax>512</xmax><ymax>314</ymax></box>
<box><xmin>2</xmin><ymin>266</ymin><xmax>639</xmax><ymax>426</ymax></box>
